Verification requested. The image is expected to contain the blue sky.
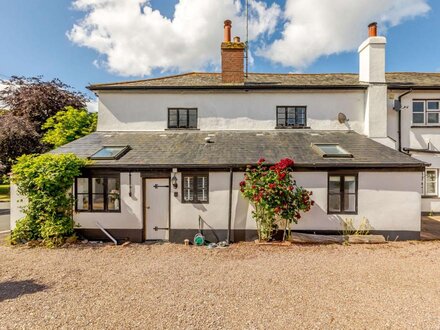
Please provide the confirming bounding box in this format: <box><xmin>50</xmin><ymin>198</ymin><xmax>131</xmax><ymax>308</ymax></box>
<box><xmin>0</xmin><ymin>0</ymin><xmax>439</xmax><ymax>98</ymax></box>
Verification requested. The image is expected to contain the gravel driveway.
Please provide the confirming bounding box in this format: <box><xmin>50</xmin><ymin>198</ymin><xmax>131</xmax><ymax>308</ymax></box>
<box><xmin>1</xmin><ymin>241</ymin><xmax>440</xmax><ymax>329</ymax></box>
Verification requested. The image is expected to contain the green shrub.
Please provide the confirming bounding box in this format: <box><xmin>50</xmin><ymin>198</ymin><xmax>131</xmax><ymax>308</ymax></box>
<box><xmin>10</xmin><ymin>153</ymin><xmax>88</xmax><ymax>247</ymax></box>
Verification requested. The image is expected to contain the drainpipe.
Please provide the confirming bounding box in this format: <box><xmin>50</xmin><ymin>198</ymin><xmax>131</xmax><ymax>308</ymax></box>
<box><xmin>227</xmin><ymin>168</ymin><xmax>233</xmax><ymax>243</ymax></box>
<box><xmin>397</xmin><ymin>89</ymin><xmax>413</xmax><ymax>152</ymax></box>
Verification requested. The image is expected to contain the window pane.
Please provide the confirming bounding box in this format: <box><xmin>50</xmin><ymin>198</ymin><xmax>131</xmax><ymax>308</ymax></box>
<box><xmin>178</xmin><ymin>109</ymin><xmax>188</xmax><ymax>127</ymax></box>
<box><xmin>329</xmin><ymin>176</ymin><xmax>341</xmax><ymax>193</ymax></box>
<box><xmin>77</xmin><ymin>193</ymin><xmax>89</xmax><ymax>211</ymax></box>
<box><xmin>413</xmin><ymin>101</ymin><xmax>425</xmax><ymax>112</ymax></box>
<box><xmin>188</xmin><ymin>109</ymin><xmax>197</xmax><ymax>128</ymax></box>
<box><xmin>184</xmin><ymin>176</ymin><xmax>193</xmax><ymax>189</ymax></box>
<box><xmin>344</xmin><ymin>176</ymin><xmax>356</xmax><ymax>194</ymax></box>
<box><xmin>107</xmin><ymin>178</ymin><xmax>120</xmax><ymax>211</ymax></box>
<box><xmin>92</xmin><ymin>194</ymin><xmax>105</xmax><ymax>210</ymax></box>
<box><xmin>426</xmin><ymin>170</ymin><xmax>437</xmax><ymax>195</ymax></box>
<box><xmin>169</xmin><ymin>109</ymin><xmax>178</xmax><ymax>127</ymax></box>
<box><xmin>428</xmin><ymin>113</ymin><xmax>439</xmax><ymax>124</ymax></box>
<box><xmin>428</xmin><ymin>101</ymin><xmax>440</xmax><ymax>110</ymax></box>
<box><xmin>184</xmin><ymin>189</ymin><xmax>193</xmax><ymax>201</ymax></box>
<box><xmin>328</xmin><ymin>194</ymin><xmax>341</xmax><ymax>212</ymax></box>
<box><xmin>296</xmin><ymin>108</ymin><xmax>306</xmax><ymax>126</ymax></box>
<box><xmin>344</xmin><ymin>194</ymin><xmax>356</xmax><ymax>212</ymax></box>
<box><xmin>77</xmin><ymin>178</ymin><xmax>88</xmax><ymax>193</ymax></box>
<box><xmin>413</xmin><ymin>113</ymin><xmax>424</xmax><ymax>124</ymax></box>
<box><xmin>92</xmin><ymin>178</ymin><xmax>104</xmax><ymax>194</ymax></box>
<box><xmin>197</xmin><ymin>176</ymin><xmax>208</xmax><ymax>202</ymax></box>
<box><xmin>277</xmin><ymin>108</ymin><xmax>286</xmax><ymax>126</ymax></box>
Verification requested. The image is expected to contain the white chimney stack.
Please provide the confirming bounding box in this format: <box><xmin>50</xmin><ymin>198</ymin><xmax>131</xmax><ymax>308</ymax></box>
<box><xmin>358</xmin><ymin>22</ymin><xmax>386</xmax><ymax>83</ymax></box>
<box><xmin>359</xmin><ymin>23</ymin><xmax>392</xmax><ymax>148</ymax></box>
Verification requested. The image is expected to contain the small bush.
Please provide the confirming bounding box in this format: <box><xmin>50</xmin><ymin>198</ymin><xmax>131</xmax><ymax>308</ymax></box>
<box><xmin>10</xmin><ymin>153</ymin><xmax>88</xmax><ymax>247</ymax></box>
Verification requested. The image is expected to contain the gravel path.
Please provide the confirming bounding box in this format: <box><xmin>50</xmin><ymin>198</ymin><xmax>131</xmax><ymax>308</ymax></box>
<box><xmin>1</xmin><ymin>241</ymin><xmax>440</xmax><ymax>329</ymax></box>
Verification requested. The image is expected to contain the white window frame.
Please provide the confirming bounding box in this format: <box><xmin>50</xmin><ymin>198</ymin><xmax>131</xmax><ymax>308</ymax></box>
<box><xmin>424</xmin><ymin>169</ymin><xmax>438</xmax><ymax>197</ymax></box>
<box><xmin>412</xmin><ymin>100</ymin><xmax>440</xmax><ymax>126</ymax></box>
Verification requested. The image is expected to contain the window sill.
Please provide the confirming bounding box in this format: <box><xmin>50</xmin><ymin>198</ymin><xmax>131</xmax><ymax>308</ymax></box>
<box><xmin>411</xmin><ymin>125</ymin><xmax>440</xmax><ymax>128</ymax></box>
<box><xmin>275</xmin><ymin>126</ymin><xmax>310</xmax><ymax>129</ymax></box>
<box><xmin>327</xmin><ymin>212</ymin><xmax>358</xmax><ymax>215</ymax></box>
<box><xmin>165</xmin><ymin>128</ymin><xmax>200</xmax><ymax>131</ymax></box>
<box><xmin>422</xmin><ymin>195</ymin><xmax>440</xmax><ymax>199</ymax></box>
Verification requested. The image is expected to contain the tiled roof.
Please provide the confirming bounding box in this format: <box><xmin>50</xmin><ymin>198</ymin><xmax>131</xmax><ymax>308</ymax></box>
<box><xmin>51</xmin><ymin>130</ymin><xmax>426</xmax><ymax>169</ymax></box>
<box><xmin>88</xmin><ymin>72</ymin><xmax>440</xmax><ymax>90</ymax></box>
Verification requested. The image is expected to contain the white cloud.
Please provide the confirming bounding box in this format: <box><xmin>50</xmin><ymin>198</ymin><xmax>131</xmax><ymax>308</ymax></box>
<box><xmin>259</xmin><ymin>0</ymin><xmax>430</xmax><ymax>69</ymax></box>
<box><xmin>86</xmin><ymin>99</ymin><xmax>98</xmax><ymax>113</ymax></box>
<box><xmin>68</xmin><ymin>0</ymin><xmax>281</xmax><ymax>76</ymax></box>
<box><xmin>68</xmin><ymin>0</ymin><xmax>430</xmax><ymax>75</ymax></box>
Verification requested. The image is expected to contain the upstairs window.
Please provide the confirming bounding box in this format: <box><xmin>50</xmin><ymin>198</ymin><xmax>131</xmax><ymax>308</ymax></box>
<box><xmin>168</xmin><ymin>108</ymin><xmax>198</xmax><ymax>129</ymax></box>
<box><xmin>276</xmin><ymin>106</ymin><xmax>307</xmax><ymax>128</ymax></box>
<box><xmin>182</xmin><ymin>174</ymin><xmax>208</xmax><ymax>203</ymax></box>
<box><xmin>412</xmin><ymin>100</ymin><xmax>440</xmax><ymax>125</ymax></box>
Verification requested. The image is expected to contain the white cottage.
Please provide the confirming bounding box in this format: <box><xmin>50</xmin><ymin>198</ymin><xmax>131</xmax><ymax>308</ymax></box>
<box><xmin>11</xmin><ymin>21</ymin><xmax>440</xmax><ymax>243</ymax></box>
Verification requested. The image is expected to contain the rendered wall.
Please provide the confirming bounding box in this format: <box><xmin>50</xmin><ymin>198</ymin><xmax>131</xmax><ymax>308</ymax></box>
<box><xmin>97</xmin><ymin>90</ymin><xmax>365</xmax><ymax>133</ymax></box>
<box><xmin>170</xmin><ymin>171</ymin><xmax>421</xmax><ymax>240</ymax></box>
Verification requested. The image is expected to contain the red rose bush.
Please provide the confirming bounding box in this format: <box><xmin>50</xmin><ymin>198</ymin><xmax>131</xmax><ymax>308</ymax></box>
<box><xmin>240</xmin><ymin>158</ymin><xmax>314</xmax><ymax>241</ymax></box>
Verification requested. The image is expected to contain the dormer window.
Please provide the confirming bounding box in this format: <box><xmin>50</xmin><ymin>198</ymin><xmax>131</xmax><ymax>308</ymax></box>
<box><xmin>168</xmin><ymin>108</ymin><xmax>198</xmax><ymax>129</ymax></box>
<box><xmin>276</xmin><ymin>106</ymin><xmax>307</xmax><ymax>128</ymax></box>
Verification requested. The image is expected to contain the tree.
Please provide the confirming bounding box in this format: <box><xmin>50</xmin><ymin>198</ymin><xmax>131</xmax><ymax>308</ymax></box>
<box><xmin>0</xmin><ymin>76</ymin><xmax>87</xmax><ymax>133</ymax></box>
<box><xmin>42</xmin><ymin>107</ymin><xmax>97</xmax><ymax>148</ymax></box>
<box><xmin>0</xmin><ymin>76</ymin><xmax>88</xmax><ymax>174</ymax></box>
<box><xmin>0</xmin><ymin>114</ymin><xmax>43</xmax><ymax>175</ymax></box>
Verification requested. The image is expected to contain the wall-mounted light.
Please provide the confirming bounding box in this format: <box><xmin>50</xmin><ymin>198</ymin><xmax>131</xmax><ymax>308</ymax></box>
<box><xmin>172</xmin><ymin>173</ymin><xmax>178</xmax><ymax>189</ymax></box>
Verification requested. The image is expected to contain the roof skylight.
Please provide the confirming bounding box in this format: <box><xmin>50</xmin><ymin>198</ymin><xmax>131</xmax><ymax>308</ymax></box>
<box><xmin>312</xmin><ymin>144</ymin><xmax>353</xmax><ymax>158</ymax></box>
<box><xmin>90</xmin><ymin>146</ymin><xmax>130</xmax><ymax>160</ymax></box>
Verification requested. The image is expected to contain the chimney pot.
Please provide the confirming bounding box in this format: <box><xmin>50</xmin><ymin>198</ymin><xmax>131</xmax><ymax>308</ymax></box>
<box><xmin>233</xmin><ymin>36</ymin><xmax>240</xmax><ymax>42</ymax></box>
<box><xmin>224</xmin><ymin>20</ymin><xmax>232</xmax><ymax>42</ymax></box>
<box><xmin>368</xmin><ymin>22</ymin><xmax>377</xmax><ymax>37</ymax></box>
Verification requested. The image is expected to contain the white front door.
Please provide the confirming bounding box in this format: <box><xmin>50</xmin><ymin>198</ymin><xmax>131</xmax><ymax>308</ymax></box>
<box><xmin>145</xmin><ymin>178</ymin><xmax>169</xmax><ymax>240</ymax></box>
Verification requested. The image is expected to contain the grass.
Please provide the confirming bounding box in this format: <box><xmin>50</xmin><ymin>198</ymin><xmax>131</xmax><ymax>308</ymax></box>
<box><xmin>0</xmin><ymin>184</ymin><xmax>10</xmax><ymax>202</ymax></box>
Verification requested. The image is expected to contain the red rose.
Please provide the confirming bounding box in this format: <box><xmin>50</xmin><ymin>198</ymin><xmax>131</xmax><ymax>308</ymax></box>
<box><xmin>269</xmin><ymin>183</ymin><xmax>276</xmax><ymax>189</ymax></box>
<box><xmin>278</xmin><ymin>172</ymin><xmax>286</xmax><ymax>180</ymax></box>
<box><xmin>239</xmin><ymin>181</ymin><xmax>245</xmax><ymax>187</ymax></box>
<box><xmin>274</xmin><ymin>207</ymin><xmax>281</xmax><ymax>213</ymax></box>
<box><xmin>257</xmin><ymin>158</ymin><xmax>265</xmax><ymax>164</ymax></box>
<box><xmin>311</xmin><ymin>200</ymin><xmax>315</xmax><ymax>206</ymax></box>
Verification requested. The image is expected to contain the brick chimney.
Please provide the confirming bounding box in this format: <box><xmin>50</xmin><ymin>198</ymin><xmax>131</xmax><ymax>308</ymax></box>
<box><xmin>221</xmin><ymin>20</ymin><xmax>245</xmax><ymax>84</ymax></box>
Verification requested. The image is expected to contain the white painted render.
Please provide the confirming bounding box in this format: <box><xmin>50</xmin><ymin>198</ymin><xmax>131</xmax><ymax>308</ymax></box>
<box><xmin>358</xmin><ymin>36</ymin><xmax>386</xmax><ymax>84</ymax></box>
<box><xmin>10</xmin><ymin>183</ymin><xmax>26</xmax><ymax>229</ymax></box>
<box><xmin>170</xmin><ymin>171</ymin><xmax>421</xmax><ymax>233</ymax></box>
<box><xmin>73</xmin><ymin>172</ymin><xmax>143</xmax><ymax>230</ymax></box>
<box><xmin>97</xmin><ymin>90</ymin><xmax>365</xmax><ymax>133</ymax></box>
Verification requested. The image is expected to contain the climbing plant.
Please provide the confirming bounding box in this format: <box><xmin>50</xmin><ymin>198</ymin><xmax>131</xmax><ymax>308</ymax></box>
<box><xmin>10</xmin><ymin>153</ymin><xmax>88</xmax><ymax>247</ymax></box>
<box><xmin>240</xmin><ymin>158</ymin><xmax>314</xmax><ymax>242</ymax></box>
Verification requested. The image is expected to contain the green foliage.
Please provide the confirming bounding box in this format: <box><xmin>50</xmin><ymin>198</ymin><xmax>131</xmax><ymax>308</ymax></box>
<box><xmin>10</xmin><ymin>153</ymin><xmax>88</xmax><ymax>247</ymax></box>
<box><xmin>240</xmin><ymin>158</ymin><xmax>314</xmax><ymax>241</ymax></box>
<box><xmin>42</xmin><ymin>107</ymin><xmax>97</xmax><ymax>148</ymax></box>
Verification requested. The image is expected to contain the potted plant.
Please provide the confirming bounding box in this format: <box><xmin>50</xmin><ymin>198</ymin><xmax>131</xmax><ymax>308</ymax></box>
<box><xmin>240</xmin><ymin>158</ymin><xmax>314</xmax><ymax>243</ymax></box>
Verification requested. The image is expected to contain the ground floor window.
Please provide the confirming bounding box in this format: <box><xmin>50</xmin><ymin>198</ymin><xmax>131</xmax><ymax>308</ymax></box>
<box><xmin>75</xmin><ymin>176</ymin><xmax>121</xmax><ymax>212</ymax></box>
<box><xmin>182</xmin><ymin>174</ymin><xmax>209</xmax><ymax>203</ymax></box>
<box><xmin>328</xmin><ymin>174</ymin><xmax>358</xmax><ymax>214</ymax></box>
<box><xmin>424</xmin><ymin>169</ymin><xmax>438</xmax><ymax>196</ymax></box>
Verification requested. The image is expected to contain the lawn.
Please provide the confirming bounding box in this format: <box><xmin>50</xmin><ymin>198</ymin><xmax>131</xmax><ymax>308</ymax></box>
<box><xmin>1</xmin><ymin>241</ymin><xmax>440</xmax><ymax>329</ymax></box>
<box><xmin>0</xmin><ymin>184</ymin><xmax>9</xmax><ymax>202</ymax></box>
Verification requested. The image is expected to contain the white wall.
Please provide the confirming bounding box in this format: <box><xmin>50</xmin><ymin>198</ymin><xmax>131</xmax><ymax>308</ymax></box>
<box><xmin>97</xmin><ymin>90</ymin><xmax>365</xmax><ymax>133</ymax></box>
<box><xmin>170</xmin><ymin>171</ymin><xmax>421</xmax><ymax>233</ymax></box>
<box><xmin>10</xmin><ymin>183</ymin><xmax>26</xmax><ymax>229</ymax></box>
<box><xmin>74</xmin><ymin>172</ymin><xmax>143</xmax><ymax>229</ymax></box>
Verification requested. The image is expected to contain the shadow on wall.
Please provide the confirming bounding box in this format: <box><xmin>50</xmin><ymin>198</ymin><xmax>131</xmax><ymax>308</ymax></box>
<box><xmin>0</xmin><ymin>280</ymin><xmax>48</xmax><ymax>302</ymax></box>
